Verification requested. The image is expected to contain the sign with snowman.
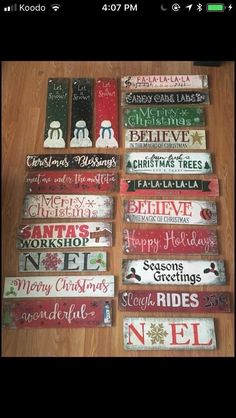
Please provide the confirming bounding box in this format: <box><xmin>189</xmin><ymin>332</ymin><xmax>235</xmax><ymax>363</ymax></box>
<box><xmin>70</xmin><ymin>78</ymin><xmax>93</xmax><ymax>147</ymax></box>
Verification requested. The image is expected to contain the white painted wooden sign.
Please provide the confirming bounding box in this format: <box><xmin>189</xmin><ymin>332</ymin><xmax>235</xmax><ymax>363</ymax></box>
<box><xmin>121</xmin><ymin>75</ymin><xmax>208</xmax><ymax>90</ymax></box>
<box><xmin>122</xmin><ymin>259</ymin><xmax>226</xmax><ymax>286</ymax></box>
<box><xmin>124</xmin><ymin>317</ymin><xmax>216</xmax><ymax>350</ymax></box>
<box><xmin>124</xmin><ymin>129</ymin><xmax>206</xmax><ymax>149</ymax></box>
<box><xmin>124</xmin><ymin>199</ymin><xmax>217</xmax><ymax>225</ymax></box>
<box><xmin>17</xmin><ymin>222</ymin><xmax>113</xmax><ymax>249</ymax></box>
<box><xmin>4</xmin><ymin>275</ymin><xmax>115</xmax><ymax>298</ymax></box>
<box><xmin>125</xmin><ymin>152</ymin><xmax>213</xmax><ymax>174</ymax></box>
<box><xmin>19</xmin><ymin>251</ymin><xmax>107</xmax><ymax>272</ymax></box>
<box><xmin>23</xmin><ymin>195</ymin><xmax>113</xmax><ymax>219</ymax></box>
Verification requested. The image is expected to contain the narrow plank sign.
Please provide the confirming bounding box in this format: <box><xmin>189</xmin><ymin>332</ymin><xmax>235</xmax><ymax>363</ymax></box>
<box><xmin>3</xmin><ymin>299</ymin><xmax>112</xmax><ymax>328</ymax></box>
<box><xmin>123</xmin><ymin>107</ymin><xmax>205</xmax><ymax>128</ymax></box>
<box><xmin>44</xmin><ymin>78</ymin><xmax>69</xmax><ymax>148</ymax></box>
<box><xmin>125</xmin><ymin>152</ymin><xmax>213</xmax><ymax>174</ymax></box>
<box><xmin>19</xmin><ymin>251</ymin><xmax>107</xmax><ymax>272</ymax></box>
<box><xmin>120</xmin><ymin>178</ymin><xmax>219</xmax><ymax>197</ymax></box>
<box><xmin>70</xmin><ymin>78</ymin><xmax>93</xmax><ymax>147</ymax></box>
<box><xmin>25</xmin><ymin>172</ymin><xmax>118</xmax><ymax>194</ymax></box>
<box><xmin>124</xmin><ymin>199</ymin><xmax>217</xmax><ymax>225</ymax></box>
<box><xmin>123</xmin><ymin>318</ymin><xmax>216</xmax><ymax>350</ymax></box>
<box><xmin>123</xmin><ymin>228</ymin><xmax>218</xmax><ymax>255</ymax></box>
<box><xmin>4</xmin><ymin>275</ymin><xmax>115</xmax><ymax>298</ymax></box>
<box><xmin>122</xmin><ymin>92</ymin><xmax>210</xmax><ymax>106</ymax></box>
<box><xmin>26</xmin><ymin>154</ymin><xmax>120</xmax><ymax>170</ymax></box>
<box><xmin>121</xmin><ymin>75</ymin><xmax>208</xmax><ymax>90</ymax></box>
<box><xmin>17</xmin><ymin>222</ymin><xmax>113</xmax><ymax>250</ymax></box>
<box><xmin>124</xmin><ymin>129</ymin><xmax>206</xmax><ymax>149</ymax></box>
<box><xmin>23</xmin><ymin>195</ymin><xmax>113</xmax><ymax>219</ymax></box>
<box><xmin>95</xmin><ymin>79</ymin><xmax>119</xmax><ymax>148</ymax></box>
<box><xmin>122</xmin><ymin>259</ymin><xmax>226</xmax><ymax>286</ymax></box>
<box><xmin>119</xmin><ymin>291</ymin><xmax>231</xmax><ymax>313</ymax></box>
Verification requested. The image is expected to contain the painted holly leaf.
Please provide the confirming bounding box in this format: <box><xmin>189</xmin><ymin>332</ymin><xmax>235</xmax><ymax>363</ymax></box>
<box><xmin>5</xmin><ymin>286</ymin><xmax>17</xmax><ymax>297</ymax></box>
<box><xmin>3</xmin><ymin>308</ymin><xmax>13</xmax><ymax>327</ymax></box>
<box><xmin>90</xmin><ymin>253</ymin><xmax>105</xmax><ymax>267</ymax></box>
<box><xmin>147</xmin><ymin>323</ymin><xmax>168</xmax><ymax>345</ymax></box>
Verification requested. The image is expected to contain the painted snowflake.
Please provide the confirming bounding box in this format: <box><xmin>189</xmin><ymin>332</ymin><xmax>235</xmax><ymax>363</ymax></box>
<box><xmin>146</xmin><ymin>323</ymin><xmax>168</xmax><ymax>345</ymax></box>
<box><xmin>42</xmin><ymin>253</ymin><xmax>62</xmax><ymax>270</ymax></box>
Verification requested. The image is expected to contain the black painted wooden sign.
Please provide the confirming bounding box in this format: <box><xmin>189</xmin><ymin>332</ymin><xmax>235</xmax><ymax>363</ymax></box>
<box><xmin>70</xmin><ymin>78</ymin><xmax>93</xmax><ymax>147</ymax></box>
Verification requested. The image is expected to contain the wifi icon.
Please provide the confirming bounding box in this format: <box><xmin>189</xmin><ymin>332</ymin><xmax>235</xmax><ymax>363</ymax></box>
<box><xmin>51</xmin><ymin>4</ymin><xmax>61</xmax><ymax>11</ymax></box>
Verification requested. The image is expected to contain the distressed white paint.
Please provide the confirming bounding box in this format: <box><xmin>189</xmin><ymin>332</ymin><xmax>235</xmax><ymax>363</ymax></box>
<box><xmin>124</xmin><ymin>317</ymin><xmax>216</xmax><ymax>350</ymax></box>
<box><xmin>4</xmin><ymin>275</ymin><xmax>115</xmax><ymax>298</ymax></box>
<box><xmin>121</xmin><ymin>75</ymin><xmax>208</xmax><ymax>90</ymax></box>
<box><xmin>122</xmin><ymin>259</ymin><xmax>226</xmax><ymax>286</ymax></box>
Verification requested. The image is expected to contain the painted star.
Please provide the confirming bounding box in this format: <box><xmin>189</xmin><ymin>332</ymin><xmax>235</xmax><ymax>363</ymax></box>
<box><xmin>191</xmin><ymin>132</ymin><xmax>204</xmax><ymax>144</ymax></box>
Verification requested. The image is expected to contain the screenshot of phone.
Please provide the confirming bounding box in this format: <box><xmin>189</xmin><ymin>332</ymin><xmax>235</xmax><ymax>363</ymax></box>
<box><xmin>1</xmin><ymin>2</ymin><xmax>234</xmax><ymax>364</ymax></box>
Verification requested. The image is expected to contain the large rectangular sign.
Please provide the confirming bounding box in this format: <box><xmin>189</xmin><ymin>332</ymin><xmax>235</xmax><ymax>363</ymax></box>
<box><xmin>3</xmin><ymin>299</ymin><xmax>112</xmax><ymax>328</ymax></box>
<box><xmin>70</xmin><ymin>78</ymin><xmax>93</xmax><ymax>147</ymax></box>
<box><xmin>23</xmin><ymin>194</ymin><xmax>113</xmax><ymax>219</ymax></box>
<box><xmin>95</xmin><ymin>79</ymin><xmax>119</xmax><ymax>148</ymax></box>
<box><xmin>121</xmin><ymin>75</ymin><xmax>208</xmax><ymax>90</ymax></box>
<box><xmin>124</xmin><ymin>129</ymin><xmax>206</xmax><ymax>149</ymax></box>
<box><xmin>123</xmin><ymin>199</ymin><xmax>217</xmax><ymax>225</ymax></box>
<box><xmin>26</xmin><ymin>154</ymin><xmax>120</xmax><ymax>170</ymax></box>
<box><xmin>125</xmin><ymin>152</ymin><xmax>213</xmax><ymax>174</ymax></box>
<box><xmin>4</xmin><ymin>275</ymin><xmax>115</xmax><ymax>298</ymax></box>
<box><xmin>122</xmin><ymin>91</ymin><xmax>210</xmax><ymax>106</ymax></box>
<box><xmin>120</xmin><ymin>178</ymin><xmax>219</xmax><ymax>197</ymax></box>
<box><xmin>19</xmin><ymin>251</ymin><xmax>107</xmax><ymax>272</ymax></box>
<box><xmin>123</xmin><ymin>107</ymin><xmax>205</xmax><ymax>128</ymax></box>
<box><xmin>122</xmin><ymin>259</ymin><xmax>226</xmax><ymax>286</ymax></box>
<box><xmin>119</xmin><ymin>291</ymin><xmax>231</xmax><ymax>313</ymax></box>
<box><xmin>123</xmin><ymin>228</ymin><xmax>218</xmax><ymax>255</ymax></box>
<box><xmin>44</xmin><ymin>78</ymin><xmax>69</xmax><ymax>148</ymax></box>
<box><xmin>25</xmin><ymin>172</ymin><xmax>118</xmax><ymax>194</ymax></box>
<box><xmin>123</xmin><ymin>317</ymin><xmax>216</xmax><ymax>350</ymax></box>
<box><xmin>17</xmin><ymin>222</ymin><xmax>113</xmax><ymax>249</ymax></box>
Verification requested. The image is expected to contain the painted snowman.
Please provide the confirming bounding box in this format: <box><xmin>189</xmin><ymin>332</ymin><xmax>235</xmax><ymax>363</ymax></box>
<box><xmin>70</xmin><ymin>120</ymin><xmax>92</xmax><ymax>147</ymax></box>
<box><xmin>96</xmin><ymin>120</ymin><xmax>118</xmax><ymax>148</ymax></box>
<box><xmin>44</xmin><ymin>121</ymin><xmax>65</xmax><ymax>148</ymax></box>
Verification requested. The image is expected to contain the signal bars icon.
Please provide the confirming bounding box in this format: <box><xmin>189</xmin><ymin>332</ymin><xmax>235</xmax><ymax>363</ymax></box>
<box><xmin>4</xmin><ymin>4</ymin><xmax>17</xmax><ymax>11</ymax></box>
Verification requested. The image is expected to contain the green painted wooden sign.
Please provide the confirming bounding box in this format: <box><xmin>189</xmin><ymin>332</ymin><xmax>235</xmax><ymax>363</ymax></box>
<box><xmin>123</xmin><ymin>107</ymin><xmax>205</xmax><ymax>128</ymax></box>
<box><xmin>44</xmin><ymin>78</ymin><xmax>69</xmax><ymax>148</ymax></box>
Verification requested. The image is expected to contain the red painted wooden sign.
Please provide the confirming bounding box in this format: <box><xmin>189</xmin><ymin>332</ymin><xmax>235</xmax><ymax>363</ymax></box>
<box><xmin>120</xmin><ymin>178</ymin><xmax>219</xmax><ymax>197</ymax></box>
<box><xmin>123</xmin><ymin>199</ymin><xmax>217</xmax><ymax>225</ymax></box>
<box><xmin>3</xmin><ymin>299</ymin><xmax>112</xmax><ymax>328</ymax></box>
<box><xmin>95</xmin><ymin>79</ymin><xmax>119</xmax><ymax>148</ymax></box>
<box><xmin>25</xmin><ymin>172</ymin><xmax>118</xmax><ymax>194</ymax></box>
<box><xmin>119</xmin><ymin>291</ymin><xmax>231</xmax><ymax>313</ymax></box>
<box><xmin>23</xmin><ymin>194</ymin><xmax>114</xmax><ymax>219</ymax></box>
<box><xmin>17</xmin><ymin>222</ymin><xmax>113</xmax><ymax>249</ymax></box>
<box><xmin>124</xmin><ymin>318</ymin><xmax>216</xmax><ymax>350</ymax></box>
<box><xmin>123</xmin><ymin>228</ymin><xmax>218</xmax><ymax>255</ymax></box>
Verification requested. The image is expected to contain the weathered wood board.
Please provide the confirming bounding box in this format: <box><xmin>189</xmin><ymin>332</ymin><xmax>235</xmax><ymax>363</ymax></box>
<box><xmin>122</xmin><ymin>91</ymin><xmax>210</xmax><ymax>106</ymax></box>
<box><xmin>26</xmin><ymin>154</ymin><xmax>120</xmax><ymax>170</ymax></box>
<box><xmin>121</xmin><ymin>75</ymin><xmax>208</xmax><ymax>90</ymax></box>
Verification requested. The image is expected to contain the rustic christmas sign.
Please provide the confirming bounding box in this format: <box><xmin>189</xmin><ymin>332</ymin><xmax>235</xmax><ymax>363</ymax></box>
<box><xmin>26</xmin><ymin>154</ymin><xmax>120</xmax><ymax>170</ymax></box>
<box><xmin>121</xmin><ymin>75</ymin><xmax>208</xmax><ymax>90</ymax></box>
<box><xmin>3</xmin><ymin>299</ymin><xmax>112</xmax><ymax>328</ymax></box>
<box><xmin>95</xmin><ymin>79</ymin><xmax>119</xmax><ymax>148</ymax></box>
<box><xmin>119</xmin><ymin>291</ymin><xmax>231</xmax><ymax>313</ymax></box>
<box><xmin>120</xmin><ymin>178</ymin><xmax>219</xmax><ymax>197</ymax></box>
<box><xmin>123</xmin><ymin>317</ymin><xmax>216</xmax><ymax>350</ymax></box>
<box><xmin>124</xmin><ymin>129</ymin><xmax>206</xmax><ymax>149</ymax></box>
<box><xmin>4</xmin><ymin>275</ymin><xmax>115</xmax><ymax>298</ymax></box>
<box><xmin>123</xmin><ymin>199</ymin><xmax>217</xmax><ymax>225</ymax></box>
<box><xmin>19</xmin><ymin>251</ymin><xmax>107</xmax><ymax>272</ymax></box>
<box><xmin>122</xmin><ymin>259</ymin><xmax>226</xmax><ymax>286</ymax></box>
<box><xmin>125</xmin><ymin>152</ymin><xmax>213</xmax><ymax>174</ymax></box>
<box><xmin>23</xmin><ymin>194</ymin><xmax>114</xmax><ymax>219</ymax></box>
<box><xmin>44</xmin><ymin>78</ymin><xmax>69</xmax><ymax>148</ymax></box>
<box><xmin>25</xmin><ymin>172</ymin><xmax>118</xmax><ymax>194</ymax></box>
<box><xmin>123</xmin><ymin>107</ymin><xmax>205</xmax><ymax>128</ymax></box>
<box><xmin>122</xmin><ymin>92</ymin><xmax>210</xmax><ymax>106</ymax></box>
<box><xmin>17</xmin><ymin>222</ymin><xmax>112</xmax><ymax>250</ymax></box>
<box><xmin>123</xmin><ymin>228</ymin><xmax>218</xmax><ymax>255</ymax></box>
<box><xmin>70</xmin><ymin>78</ymin><xmax>93</xmax><ymax>147</ymax></box>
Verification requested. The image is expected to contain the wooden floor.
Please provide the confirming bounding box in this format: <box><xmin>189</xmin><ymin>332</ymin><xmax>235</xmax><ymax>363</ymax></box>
<box><xmin>2</xmin><ymin>61</ymin><xmax>234</xmax><ymax>357</ymax></box>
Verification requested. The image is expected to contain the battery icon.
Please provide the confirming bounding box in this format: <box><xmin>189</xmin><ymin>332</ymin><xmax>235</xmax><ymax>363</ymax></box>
<box><xmin>207</xmin><ymin>4</ymin><xmax>225</xmax><ymax>11</ymax></box>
